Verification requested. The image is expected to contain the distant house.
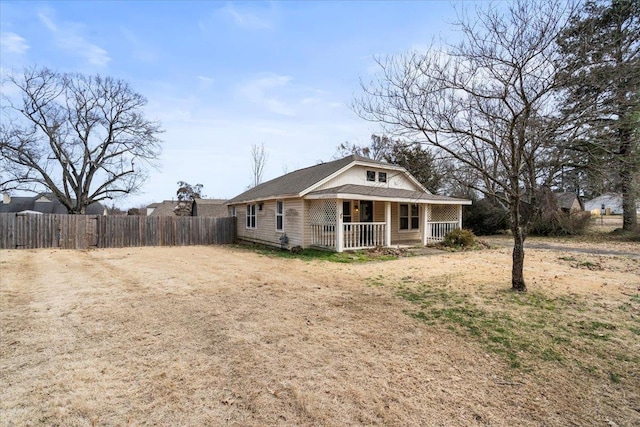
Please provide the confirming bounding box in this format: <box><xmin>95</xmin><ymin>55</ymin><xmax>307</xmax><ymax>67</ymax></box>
<box><xmin>146</xmin><ymin>199</ymin><xmax>228</xmax><ymax>217</ymax></box>
<box><xmin>0</xmin><ymin>193</ymin><xmax>107</xmax><ymax>215</ymax></box>
<box><xmin>226</xmin><ymin>154</ymin><xmax>471</xmax><ymax>252</ymax></box>
<box><xmin>147</xmin><ymin>200</ymin><xmax>190</xmax><ymax>216</ymax></box>
<box><xmin>584</xmin><ymin>193</ymin><xmax>640</xmax><ymax>215</ymax></box>
<box><xmin>554</xmin><ymin>192</ymin><xmax>583</xmax><ymax>212</ymax></box>
<box><xmin>146</xmin><ymin>202</ymin><xmax>160</xmax><ymax>216</ymax></box>
<box><xmin>192</xmin><ymin>199</ymin><xmax>228</xmax><ymax>217</ymax></box>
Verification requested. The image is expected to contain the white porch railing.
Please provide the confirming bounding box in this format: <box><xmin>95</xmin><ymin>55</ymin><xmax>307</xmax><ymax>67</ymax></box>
<box><xmin>343</xmin><ymin>222</ymin><xmax>386</xmax><ymax>250</ymax></box>
<box><xmin>426</xmin><ymin>221</ymin><xmax>459</xmax><ymax>243</ymax></box>
<box><xmin>311</xmin><ymin>224</ymin><xmax>336</xmax><ymax>249</ymax></box>
<box><xmin>312</xmin><ymin>221</ymin><xmax>460</xmax><ymax>249</ymax></box>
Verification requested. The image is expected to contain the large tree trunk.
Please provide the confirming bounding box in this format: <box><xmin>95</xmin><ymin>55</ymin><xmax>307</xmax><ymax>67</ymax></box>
<box><xmin>619</xmin><ymin>132</ymin><xmax>638</xmax><ymax>231</ymax></box>
<box><xmin>510</xmin><ymin>202</ymin><xmax>527</xmax><ymax>292</ymax></box>
<box><xmin>621</xmin><ymin>179</ymin><xmax>638</xmax><ymax>231</ymax></box>
<box><xmin>511</xmin><ymin>226</ymin><xmax>527</xmax><ymax>292</ymax></box>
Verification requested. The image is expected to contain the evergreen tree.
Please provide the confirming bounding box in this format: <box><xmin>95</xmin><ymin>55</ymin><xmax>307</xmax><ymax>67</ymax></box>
<box><xmin>557</xmin><ymin>0</ymin><xmax>640</xmax><ymax>230</ymax></box>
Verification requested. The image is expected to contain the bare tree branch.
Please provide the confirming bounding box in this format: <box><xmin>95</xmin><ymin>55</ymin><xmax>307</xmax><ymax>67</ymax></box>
<box><xmin>354</xmin><ymin>0</ymin><xmax>577</xmax><ymax>291</ymax></box>
<box><xmin>0</xmin><ymin>67</ymin><xmax>163</xmax><ymax>213</ymax></box>
<box><xmin>250</xmin><ymin>142</ymin><xmax>268</xmax><ymax>188</ymax></box>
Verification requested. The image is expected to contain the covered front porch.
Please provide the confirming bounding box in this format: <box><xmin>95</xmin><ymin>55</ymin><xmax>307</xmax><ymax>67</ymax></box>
<box><xmin>306</xmin><ymin>197</ymin><xmax>466</xmax><ymax>252</ymax></box>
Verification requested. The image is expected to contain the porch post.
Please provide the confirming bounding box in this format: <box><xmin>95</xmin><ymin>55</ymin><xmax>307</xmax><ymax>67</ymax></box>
<box><xmin>336</xmin><ymin>199</ymin><xmax>344</xmax><ymax>252</ymax></box>
<box><xmin>458</xmin><ymin>205</ymin><xmax>463</xmax><ymax>229</ymax></box>
<box><xmin>385</xmin><ymin>201</ymin><xmax>391</xmax><ymax>247</ymax></box>
<box><xmin>422</xmin><ymin>204</ymin><xmax>428</xmax><ymax>246</ymax></box>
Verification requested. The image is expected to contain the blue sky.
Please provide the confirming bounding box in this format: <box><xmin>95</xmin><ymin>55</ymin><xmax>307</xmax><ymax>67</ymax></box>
<box><xmin>1</xmin><ymin>1</ymin><xmax>463</xmax><ymax>208</ymax></box>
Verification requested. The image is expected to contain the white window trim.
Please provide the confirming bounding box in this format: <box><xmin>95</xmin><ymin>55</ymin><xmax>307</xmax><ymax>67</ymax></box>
<box><xmin>275</xmin><ymin>200</ymin><xmax>284</xmax><ymax>231</ymax></box>
<box><xmin>246</xmin><ymin>204</ymin><xmax>257</xmax><ymax>229</ymax></box>
<box><xmin>398</xmin><ymin>203</ymin><xmax>420</xmax><ymax>232</ymax></box>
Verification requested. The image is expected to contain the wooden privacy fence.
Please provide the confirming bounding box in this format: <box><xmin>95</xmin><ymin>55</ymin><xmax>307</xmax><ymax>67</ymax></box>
<box><xmin>0</xmin><ymin>213</ymin><xmax>236</xmax><ymax>249</ymax></box>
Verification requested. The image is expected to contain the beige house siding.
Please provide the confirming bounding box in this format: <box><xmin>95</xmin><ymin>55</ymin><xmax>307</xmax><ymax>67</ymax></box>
<box><xmin>235</xmin><ymin>198</ymin><xmax>305</xmax><ymax>248</ymax></box>
<box><xmin>570</xmin><ymin>199</ymin><xmax>581</xmax><ymax>211</ymax></box>
<box><xmin>314</xmin><ymin>165</ymin><xmax>417</xmax><ymax>192</ymax></box>
<box><xmin>283</xmin><ymin>198</ymin><xmax>305</xmax><ymax>248</ymax></box>
<box><xmin>390</xmin><ymin>202</ymin><xmax>422</xmax><ymax>243</ymax></box>
<box><xmin>303</xmin><ymin>200</ymin><xmax>313</xmax><ymax>248</ymax></box>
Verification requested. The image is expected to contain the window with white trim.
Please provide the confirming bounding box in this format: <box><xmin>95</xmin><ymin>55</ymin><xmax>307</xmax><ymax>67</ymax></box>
<box><xmin>378</xmin><ymin>172</ymin><xmax>387</xmax><ymax>182</ymax></box>
<box><xmin>366</xmin><ymin>170</ymin><xmax>375</xmax><ymax>181</ymax></box>
<box><xmin>399</xmin><ymin>203</ymin><xmax>419</xmax><ymax>230</ymax></box>
<box><xmin>246</xmin><ymin>204</ymin><xmax>256</xmax><ymax>229</ymax></box>
<box><xmin>276</xmin><ymin>200</ymin><xmax>284</xmax><ymax>231</ymax></box>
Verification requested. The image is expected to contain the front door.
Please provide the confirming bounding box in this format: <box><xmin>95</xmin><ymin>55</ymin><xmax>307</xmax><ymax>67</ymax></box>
<box><xmin>359</xmin><ymin>200</ymin><xmax>373</xmax><ymax>222</ymax></box>
<box><xmin>359</xmin><ymin>200</ymin><xmax>374</xmax><ymax>246</ymax></box>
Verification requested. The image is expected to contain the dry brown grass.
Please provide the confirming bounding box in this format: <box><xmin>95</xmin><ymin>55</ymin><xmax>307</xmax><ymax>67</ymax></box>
<box><xmin>1</xmin><ymin>241</ymin><xmax>639</xmax><ymax>426</ymax></box>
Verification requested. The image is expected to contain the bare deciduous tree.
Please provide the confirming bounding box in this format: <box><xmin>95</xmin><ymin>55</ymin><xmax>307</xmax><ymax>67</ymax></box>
<box><xmin>0</xmin><ymin>67</ymin><xmax>162</xmax><ymax>213</ymax></box>
<box><xmin>355</xmin><ymin>0</ymin><xmax>575</xmax><ymax>291</ymax></box>
<box><xmin>335</xmin><ymin>135</ymin><xmax>389</xmax><ymax>161</ymax></box>
<box><xmin>250</xmin><ymin>142</ymin><xmax>268</xmax><ymax>188</ymax></box>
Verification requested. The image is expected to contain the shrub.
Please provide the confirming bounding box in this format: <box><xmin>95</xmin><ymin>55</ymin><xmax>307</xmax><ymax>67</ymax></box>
<box><xmin>463</xmin><ymin>199</ymin><xmax>509</xmax><ymax>235</ymax></box>
<box><xmin>529</xmin><ymin>210</ymin><xmax>591</xmax><ymax>236</ymax></box>
<box><xmin>443</xmin><ymin>228</ymin><xmax>477</xmax><ymax>248</ymax></box>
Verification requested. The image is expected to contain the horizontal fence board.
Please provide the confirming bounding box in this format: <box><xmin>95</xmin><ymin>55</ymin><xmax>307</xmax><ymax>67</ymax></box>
<box><xmin>0</xmin><ymin>213</ymin><xmax>236</xmax><ymax>249</ymax></box>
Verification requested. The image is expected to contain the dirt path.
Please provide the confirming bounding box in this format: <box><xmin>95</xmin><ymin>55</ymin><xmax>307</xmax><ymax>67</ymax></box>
<box><xmin>1</xmin><ymin>245</ymin><xmax>639</xmax><ymax>426</ymax></box>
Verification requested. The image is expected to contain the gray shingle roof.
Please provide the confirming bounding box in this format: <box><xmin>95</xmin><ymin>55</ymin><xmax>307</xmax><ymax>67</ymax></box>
<box><xmin>148</xmin><ymin>200</ymin><xmax>183</xmax><ymax>216</ymax></box>
<box><xmin>554</xmin><ymin>192</ymin><xmax>581</xmax><ymax>210</ymax></box>
<box><xmin>226</xmin><ymin>155</ymin><xmax>397</xmax><ymax>204</ymax></box>
<box><xmin>307</xmin><ymin>184</ymin><xmax>472</xmax><ymax>204</ymax></box>
<box><xmin>193</xmin><ymin>199</ymin><xmax>228</xmax><ymax>217</ymax></box>
<box><xmin>0</xmin><ymin>193</ymin><xmax>106</xmax><ymax>214</ymax></box>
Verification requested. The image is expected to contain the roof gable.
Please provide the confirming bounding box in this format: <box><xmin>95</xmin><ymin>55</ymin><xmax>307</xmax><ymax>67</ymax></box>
<box><xmin>226</xmin><ymin>155</ymin><xmax>425</xmax><ymax>204</ymax></box>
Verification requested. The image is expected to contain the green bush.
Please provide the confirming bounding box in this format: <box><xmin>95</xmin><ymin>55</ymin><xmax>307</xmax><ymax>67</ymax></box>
<box><xmin>443</xmin><ymin>228</ymin><xmax>477</xmax><ymax>248</ymax></box>
<box><xmin>463</xmin><ymin>199</ymin><xmax>509</xmax><ymax>235</ymax></box>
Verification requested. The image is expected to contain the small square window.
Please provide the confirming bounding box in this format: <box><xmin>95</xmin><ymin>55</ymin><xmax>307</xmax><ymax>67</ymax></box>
<box><xmin>366</xmin><ymin>170</ymin><xmax>375</xmax><ymax>181</ymax></box>
<box><xmin>378</xmin><ymin>172</ymin><xmax>387</xmax><ymax>182</ymax></box>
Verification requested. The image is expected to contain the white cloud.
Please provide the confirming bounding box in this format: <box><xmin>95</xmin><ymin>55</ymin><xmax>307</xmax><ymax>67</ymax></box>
<box><xmin>0</xmin><ymin>32</ymin><xmax>29</xmax><ymax>54</ymax></box>
<box><xmin>220</xmin><ymin>3</ymin><xmax>274</xmax><ymax>30</ymax></box>
<box><xmin>37</xmin><ymin>11</ymin><xmax>58</xmax><ymax>32</ymax></box>
<box><xmin>37</xmin><ymin>9</ymin><xmax>110</xmax><ymax>67</ymax></box>
<box><xmin>239</xmin><ymin>74</ymin><xmax>296</xmax><ymax>116</ymax></box>
<box><xmin>197</xmin><ymin>75</ymin><xmax>214</xmax><ymax>90</ymax></box>
<box><xmin>120</xmin><ymin>28</ymin><xmax>158</xmax><ymax>62</ymax></box>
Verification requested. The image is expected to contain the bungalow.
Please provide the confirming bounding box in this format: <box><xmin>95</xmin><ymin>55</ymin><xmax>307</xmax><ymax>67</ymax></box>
<box><xmin>226</xmin><ymin>155</ymin><xmax>471</xmax><ymax>252</ymax></box>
